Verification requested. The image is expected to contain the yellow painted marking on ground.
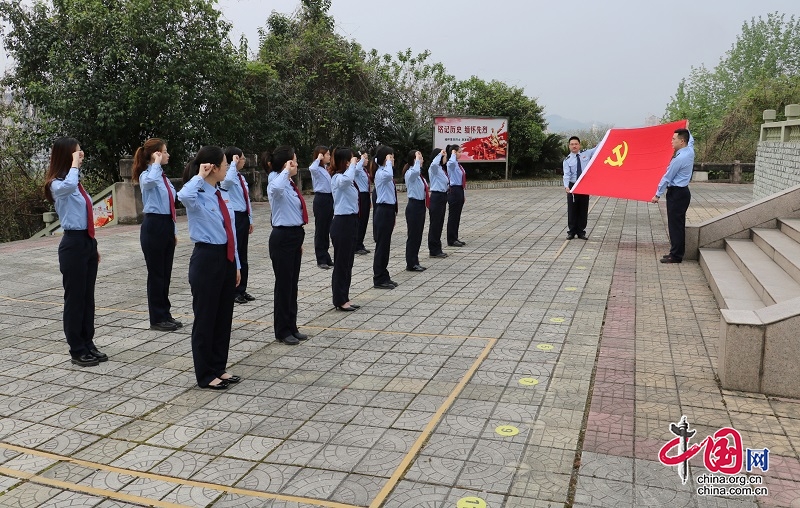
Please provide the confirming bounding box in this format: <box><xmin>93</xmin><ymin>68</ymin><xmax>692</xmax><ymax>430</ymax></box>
<box><xmin>368</xmin><ymin>338</ymin><xmax>497</xmax><ymax>508</ymax></box>
<box><xmin>518</xmin><ymin>377</ymin><xmax>539</xmax><ymax>386</ymax></box>
<box><xmin>0</xmin><ymin>465</ymin><xmax>191</xmax><ymax>508</ymax></box>
<box><xmin>589</xmin><ymin>196</ymin><xmax>601</xmax><ymax>213</ymax></box>
<box><xmin>553</xmin><ymin>239</ymin><xmax>569</xmax><ymax>260</ymax></box>
<box><xmin>537</xmin><ymin>344</ymin><xmax>555</xmax><ymax>351</ymax></box>
<box><xmin>457</xmin><ymin>496</ymin><xmax>487</xmax><ymax>508</ymax></box>
<box><xmin>0</xmin><ymin>296</ymin><xmax>494</xmax><ymax>342</ymax></box>
<box><xmin>549</xmin><ymin>317</ymin><xmax>565</xmax><ymax>323</ymax></box>
<box><xmin>581</xmin><ymin>256</ymin><xmax>592</xmax><ymax>260</ymax></box>
<box><xmin>0</xmin><ymin>443</ymin><xmax>361</xmax><ymax>508</ymax></box>
<box><xmin>564</xmin><ymin>287</ymin><xmax>578</xmax><ymax>291</ymax></box>
<box><xmin>576</xmin><ymin>266</ymin><xmax>587</xmax><ymax>270</ymax></box>
<box><xmin>495</xmin><ymin>425</ymin><xmax>520</xmax><ymax>437</ymax></box>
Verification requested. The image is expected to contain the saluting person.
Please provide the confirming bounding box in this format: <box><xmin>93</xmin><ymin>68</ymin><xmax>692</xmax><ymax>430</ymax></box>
<box><xmin>178</xmin><ymin>146</ymin><xmax>242</xmax><ymax>390</ymax></box>
<box><xmin>133</xmin><ymin>138</ymin><xmax>182</xmax><ymax>332</ymax></box>
<box><xmin>427</xmin><ymin>148</ymin><xmax>448</xmax><ymax>258</ymax></box>
<box><xmin>372</xmin><ymin>145</ymin><xmax>399</xmax><ymax>289</ymax></box>
<box><xmin>309</xmin><ymin>146</ymin><xmax>334</xmax><ymax>269</ymax></box>
<box><xmin>403</xmin><ymin>150</ymin><xmax>428</xmax><ymax>272</ymax></box>
<box><xmin>446</xmin><ymin>144</ymin><xmax>467</xmax><ymax>247</ymax></box>
<box><xmin>354</xmin><ymin>149</ymin><xmax>372</xmax><ymax>255</ymax></box>
<box><xmin>267</xmin><ymin>146</ymin><xmax>309</xmax><ymax>345</ymax></box>
<box><xmin>45</xmin><ymin>138</ymin><xmax>107</xmax><ymax>367</ymax></box>
<box><xmin>221</xmin><ymin>146</ymin><xmax>255</xmax><ymax>304</ymax></box>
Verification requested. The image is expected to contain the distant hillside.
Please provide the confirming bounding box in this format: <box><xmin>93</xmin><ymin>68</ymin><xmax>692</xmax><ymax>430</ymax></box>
<box><xmin>546</xmin><ymin>114</ymin><xmax>595</xmax><ymax>133</ymax></box>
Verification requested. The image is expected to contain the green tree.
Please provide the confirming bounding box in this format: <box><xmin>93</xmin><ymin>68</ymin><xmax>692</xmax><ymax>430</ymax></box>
<box><xmin>664</xmin><ymin>12</ymin><xmax>800</xmax><ymax>159</ymax></box>
<box><xmin>0</xmin><ymin>0</ymin><xmax>244</xmax><ymax>183</ymax></box>
<box><xmin>458</xmin><ymin>76</ymin><xmax>547</xmax><ymax>177</ymax></box>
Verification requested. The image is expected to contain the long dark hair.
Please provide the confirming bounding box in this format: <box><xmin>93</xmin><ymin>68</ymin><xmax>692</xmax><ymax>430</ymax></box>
<box><xmin>259</xmin><ymin>150</ymin><xmax>272</xmax><ymax>173</ymax></box>
<box><xmin>270</xmin><ymin>146</ymin><xmax>296</xmax><ymax>174</ymax></box>
<box><xmin>445</xmin><ymin>144</ymin><xmax>460</xmax><ymax>160</ymax></box>
<box><xmin>331</xmin><ymin>147</ymin><xmax>353</xmax><ymax>174</ymax></box>
<box><xmin>401</xmin><ymin>149</ymin><xmax>419</xmax><ymax>176</ymax></box>
<box><xmin>44</xmin><ymin>137</ymin><xmax>80</xmax><ymax>203</ymax></box>
<box><xmin>374</xmin><ymin>145</ymin><xmax>394</xmax><ymax>167</ymax></box>
<box><xmin>182</xmin><ymin>146</ymin><xmax>225</xmax><ymax>183</ymax></box>
<box><xmin>312</xmin><ymin>145</ymin><xmax>329</xmax><ymax>162</ymax></box>
<box><xmin>430</xmin><ymin>148</ymin><xmax>444</xmax><ymax>167</ymax></box>
<box><xmin>132</xmin><ymin>138</ymin><xmax>165</xmax><ymax>184</ymax></box>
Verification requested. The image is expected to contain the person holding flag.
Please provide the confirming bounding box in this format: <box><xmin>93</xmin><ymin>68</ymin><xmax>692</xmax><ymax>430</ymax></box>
<box><xmin>563</xmin><ymin>136</ymin><xmax>597</xmax><ymax>240</ymax></box>
<box><xmin>652</xmin><ymin>128</ymin><xmax>694</xmax><ymax>263</ymax></box>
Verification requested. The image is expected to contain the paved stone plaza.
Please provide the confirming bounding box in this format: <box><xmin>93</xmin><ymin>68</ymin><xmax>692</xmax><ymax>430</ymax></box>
<box><xmin>0</xmin><ymin>183</ymin><xmax>797</xmax><ymax>508</ymax></box>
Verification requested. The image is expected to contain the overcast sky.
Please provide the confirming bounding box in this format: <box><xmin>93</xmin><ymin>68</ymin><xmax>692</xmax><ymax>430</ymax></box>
<box><xmin>3</xmin><ymin>0</ymin><xmax>799</xmax><ymax>128</ymax></box>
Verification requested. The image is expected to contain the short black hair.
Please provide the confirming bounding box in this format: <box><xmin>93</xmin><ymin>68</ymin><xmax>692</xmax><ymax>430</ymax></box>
<box><xmin>674</xmin><ymin>129</ymin><xmax>690</xmax><ymax>145</ymax></box>
<box><xmin>568</xmin><ymin>136</ymin><xmax>581</xmax><ymax>144</ymax></box>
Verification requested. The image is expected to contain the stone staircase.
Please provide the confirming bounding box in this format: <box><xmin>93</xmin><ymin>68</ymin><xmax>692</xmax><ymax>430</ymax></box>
<box><xmin>696</xmin><ymin>217</ymin><xmax>800</xmax><ymax>398</ymax></box>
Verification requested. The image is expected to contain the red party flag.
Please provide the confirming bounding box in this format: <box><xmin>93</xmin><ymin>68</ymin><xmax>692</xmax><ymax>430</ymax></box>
<box><xmin>570</xmin><ymin>120</ymin><xmax>688</xmax><ymax>202</ymax></box>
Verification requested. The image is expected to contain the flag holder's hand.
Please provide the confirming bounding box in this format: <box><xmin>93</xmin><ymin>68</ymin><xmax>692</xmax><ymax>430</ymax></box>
<box><xmin>651</xmin><ymin>195</ymin><xmax>660</xmax><ymax>203</ymax></box>
<box><xmin>565</xmin><ymin>187</ymin><xmax>570</xmax><ymax>194</ymax></box>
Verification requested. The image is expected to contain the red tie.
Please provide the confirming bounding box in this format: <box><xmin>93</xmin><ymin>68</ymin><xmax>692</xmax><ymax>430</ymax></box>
<box><xmin>215</xmin><ymin>190</ymin><xmax>235</xmax><ymax>262</ymax></box>
<box><xmin>238</xmin><ymin>173</ymin><xmax>251</xmax><ymax>216</ymax></box>
<box><xmin>421</xmin><ymin>175</ymin><xmax>430</xmax><ymax>209</ymax></box>
<box><xmin>78</xmin><ymin>183</ymin><xmax>95</xmax><ymax>238</ymax></box>
<box><xmin>161</xmin><ymin>174</ymin><xmax>176</xmax><ymax>222</ymax></box>
<box><xmin>290</xmin><ymin>179</ymin><xmax>308</xmax><ymax>224</ymax></box>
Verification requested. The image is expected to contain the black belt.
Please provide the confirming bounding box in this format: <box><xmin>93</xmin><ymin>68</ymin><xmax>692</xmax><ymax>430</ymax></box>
<box><xmin>375</xmin><ymin>203</ymin><xmax>396</xmax><ymax>207</ymax></box>
<box><xmin>63</xmin><ymin>230</ymin><xmax>90</xmax><ymax>237</ymax></box>
<box><xmin>451</xmin><ymin>185</ymin><xmax>463</xmax><ymax>188</ymax></box>
<box><xmin>334</xmin><ymin>213</ymin><xmax>358</xmax><ymax>217</ymax></box>
<box><xmin>408</xmin><ymin>198</ymin><xmax>425</xmax><ymax>203</ymax></box>
<box><xmin>194</xmin><ymin>242</ymin><xmax>226</xmax><ymax>251</ymax></box>
<box><xmin>431</xmin><ymin>190</ymin><xmax>447</xmax><ymax>194</ymax></box>
<box><xmin>271</xmin><ymin>225</ymin><xmax>304</xmax><ymax>229</ymax></box>
<box><xmin>144</xmin><ymin>213</ymin><xmax>172</xmax><ymax>218</ymax></box>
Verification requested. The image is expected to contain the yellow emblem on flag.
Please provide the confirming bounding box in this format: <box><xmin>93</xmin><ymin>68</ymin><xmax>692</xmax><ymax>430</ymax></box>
<box><xmin>604</xmin><ymin>141</ymin><xmax>629</xmax><ymax>167</ymax></box>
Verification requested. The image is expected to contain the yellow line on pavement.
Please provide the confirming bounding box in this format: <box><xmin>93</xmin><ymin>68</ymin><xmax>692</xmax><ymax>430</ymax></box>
<box><xmin>368</xmin><ymin>337</ymin><xmax>497</xmax><ymax>508</ymax></box>
<box><xmin>0</xmin><ymin>443</ymin><xmax>361</xmax><ymax>508</ymax></box>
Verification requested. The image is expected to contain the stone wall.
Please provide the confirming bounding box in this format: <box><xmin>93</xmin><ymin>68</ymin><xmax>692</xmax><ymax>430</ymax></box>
<box><xmin>753</xmin><ymin>142</ymin><xmax>800</xmax><ymax>200</ymax></box>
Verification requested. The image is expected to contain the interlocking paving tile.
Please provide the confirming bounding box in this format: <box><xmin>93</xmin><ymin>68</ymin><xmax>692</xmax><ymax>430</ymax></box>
<box><xmin>381</xmin><ymin>480</ymin><xmax>450</xmax><ymax>508</ymax></box>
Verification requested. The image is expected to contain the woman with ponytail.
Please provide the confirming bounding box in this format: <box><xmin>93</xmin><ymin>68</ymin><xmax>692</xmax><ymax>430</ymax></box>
<box><xmin>372</xmin><ymin>145</ymin><xmax>398</xmax><ymax>289</ymax></box>
<box><xmin>309</xmin><ymin>146</ymin><xmax>334</xmax><ymax>269</ymax></box>
<box><xmin>45</xmin><ymin>137</ymin><xmax>106</xmax><ymax>367</ymax></box>
<box><xmin>133</xmin><ymin>138</ymin><xmax>181</xmax><ymax>332</ymax></box>
<box><xmin>403</xmin><ymin>150</ymin><xmax>427</xmax><ymax>272</ymax></box>
<box><xmin>446</xmin><ymin>144</ymin><xmax>467</xmax><ymax>247</ymax></box>
<box><xmin>177</xmin><ymin>147</ymin><xmax>241</xmax><ymax>390</ymax></box>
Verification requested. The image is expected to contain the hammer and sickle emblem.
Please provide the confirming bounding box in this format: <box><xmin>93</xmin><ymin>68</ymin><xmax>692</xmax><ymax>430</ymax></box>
<box><xmin>604</xmin><ymin>141</ymin><xmax>629</xmax><ymax>167</ymax></box>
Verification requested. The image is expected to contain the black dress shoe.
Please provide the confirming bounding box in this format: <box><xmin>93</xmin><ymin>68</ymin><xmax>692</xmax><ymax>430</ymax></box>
<box><xmin>578</xmin><ymin>234</ymin><xmax>588</xmax><ymax>240</ymax></box>
<box><xmin>201</xmin><ymin>380</ymin><xmax>229</xmax><ymax>390</ymax></box>
<box><xmin>373</xmin><ymin>282</ymin><xmax>395</xmax><ymax>289</ymax></box>
<box><xmin>356</xmin><ymin>249</ymin><xmax>370</xmax><ymax>255</ymax></box>
<box><xmin>430</xmin><ymin>252</ymin><xmax>448</xmax><ymax>258</ymax></box>
<box><xmin>318</xmin><ymin>263</ymin><xmax>331</xmax><ymax>270</ymax></box>
<box><xmin>336</xmin><ymin>305</ymin><xmax>357</xmax><ymax>311</ymax></box>
<box><xmin>234</xmin><ymin>294</ymin><xmax>248</xmax><ymax>304</ymax></box>
<box><xmin>71</xmin><ymin>353</ymin><xmax>99</xmax><ymax>367</ymax></box>
<box><xmin>151</xmin><ymin>321</ymin><xmax>179</xmax><ymax>332</ymax></box>
<box><xmin>661</xmin><ymin>253</ymin><xmax>671</xmax><ymax>259</ymax></box>
<box><xmin>660</xmin><ymin>255</ymin><xmax>682</xmax><ymax>264</ymax></box>
<box><xmin>278</xmin><ymin>335</ymin><xmax>300</xmax><ymax>345</ymax></box>
<box><xmin>292</xmin><ymin>331</ymin><xmax>309</xmax><ymax>341</ymax></box>
<box><xmin>88</xmin><ymin>347</ymin><xmax>108</xmax><ymax>362</ymax></box>
<box><xmin>406</xmin><ymin>265</ymin><xmax>426</xmax><ymax>272</ymax></box>
<box><xmin>221</xmin><ymin>375</ymin><xmax>241</xmax><ymax>384</ymax></box>
<box><xmin>389</xmin><ymin>280</ymin><xmax>399</xmax><ymax>287</ymax></box>
<box><xmin>448</xmin><ymin>241</ymin><xmax>465</xmax><ymax>247</ymax></box>
<box><xmin>456</xmin><ymin>240</ymin><xmax>466</xmax><ymax>246</ymax></box>
<box><xmin>327</xmin><ymin>262</ymin><xmax>335</xmax><ymax>268</ymax></box>
<box><xmin>243</xmin><ymin>292</ymin><xmax>256</xmax><ymax>301</ymax></box>
<box><xmin>349</xmin><ymin>304</ymin><xmax>361</xmax><ymax>309</ymax></box>
<box><xmin>168</xmin><ymin>318</ymin><xmax>183</xmax><ymax>328</ymax></box>
<box><xmin>566</xmin><ymin>234</ymin><xmax>575</xmax><ymax>240</ymax></box>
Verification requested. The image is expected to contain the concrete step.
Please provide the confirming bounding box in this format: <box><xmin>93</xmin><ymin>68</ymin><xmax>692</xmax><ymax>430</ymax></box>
<box><xmin>726</xmin><ymin>239</ymin><xmax>800</xmax><ymax>306</ymax></box>
<box><xmin>699</xmin><ymin>248</ymin><xmax>764</xmax><ymax>310</ymax></box>
<box><xmin>779</xmin><ymin>218</ymin><xmax>800</xmax><ymax>244</ymax></box>
<box><xmin>752</xmin><ymin>228</ymin><xmax>800</xmax><ymax>285</ymax></box>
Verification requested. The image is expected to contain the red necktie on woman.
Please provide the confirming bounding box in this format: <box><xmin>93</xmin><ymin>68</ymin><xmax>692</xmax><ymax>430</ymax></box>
<box><xmin>290</xmin><ymin>179</ymin><xmax>308</xmax><ymax>224</ymax></box>
<box><xmin>238</xmin><ymin>173</ymin><xmax>251</xmax><ymax>216</ymax></box>
<box><xmin>215</xmin><ymin>190</ymin><xmax>235</xmax><ymax>262</ymax></box>
<box><xmin>77</xmin><ymin>183</ymin><xmax>95</xmax><ymax>238</ymax></box>
<box><xmin>421</xmin><ymin>175</ymin><xmax>430</xmax><ymax>209</ymax></box>
<box><xmin>161</xmin><ymin>174</ymin><xmax>176</xmax><ymax>222</ymax></box>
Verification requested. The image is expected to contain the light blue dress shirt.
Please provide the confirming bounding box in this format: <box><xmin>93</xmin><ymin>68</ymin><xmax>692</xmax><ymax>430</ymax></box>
<box><xmin>139</xmin><ymin>163</ymin><xmax>178</xmax><ymax>234</ymax></box>
<box><xmin>563</xmin><ymin>147</ymin><xmax>598</xmax><ymax>188</ymax></box>
<box><xmin>428</xmin><ymin>152</ymin><xmax>448</xmax><ymax>193</ymax></box>
<box><xmin>219</xmin><ymin>164</ymin><xmax>252</xmax><ymax>223</ymax></box>
<box><xmin>656</xmin><ymin>134</ymin><xmax>695</xmax><ymax>197</ymax></box>
<box><xmin>177</xmin><ymin>175</ymin><xmax>240</xmax><ymax>268</ymax></box>
<box><xmin>268</xmin><ymin>170</ymin><xmax>305</xmax><ymax>227</ymax></box>
<box><xmin>405</xmin><ymin>161</ymin><xmax>426</xmax><ymax>200</ymax></box>
<box><xmin>51</xmin><ymin>168</ymin><xmax>90</xmax><ymax>231</ymax></box>
<box><xmin>447</xmin><ymin>152</ymin><xmax>465</xmax><ymax>189</ymax></box>
<box><xmin>374</xmin><ymin>161</ymin><xmax>397</xmax><ymax>205</ymax></box>
<box><xmin>332</xmin><ymin>161</ymin><xmax>361</xmax><ymax>215</ymax></box>
<box><xmin>353</xmin><ymin>161</ymin><xmax>370</xmax><ymax>193</ymax></box>
<box><xmin>309</xmin><ymin>159</ymin><xmax>332</xmax><ymax>193</ymax></box>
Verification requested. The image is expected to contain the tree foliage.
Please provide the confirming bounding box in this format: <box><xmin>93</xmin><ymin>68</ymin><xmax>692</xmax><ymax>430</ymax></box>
<box><xmin>0</xmin><ymin>0</ymin><xmax>244</xmax><ymax>182</ymax></box>
<box><xmin>664</xmin><ymin>12</ymin><xmax>800</xmax><ymax>161</ymax></box>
